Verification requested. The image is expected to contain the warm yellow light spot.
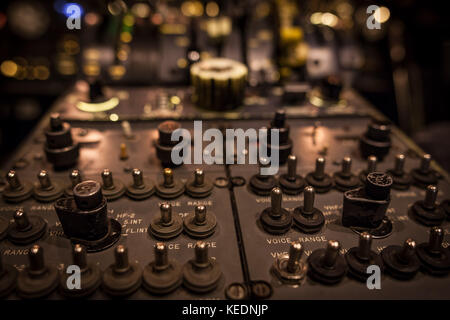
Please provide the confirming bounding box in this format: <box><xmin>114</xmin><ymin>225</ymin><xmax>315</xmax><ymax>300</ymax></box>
<box><xmin>181</xmin><ymin>1</ymin><xmax>203</xmax><ymax>17</ymax></box>
<box><xmin>34</xmin><ymin>65</ymin><xmax>50</xmax><ymax>80</ymax></box>
<box><xmin>83</xmin><ymin>63</ymin><xmax>100</xmax><ymax>76</ymax></box>
<box><xmin>310</xmin><ymin>12</ymin><xmax>322</xmax><ymax>25</ymax></box>
<box><xmin>375</xmin><ymin>6</ymin><xmax>390</xmax><ymax>24</ymax></box>
<box><xmin>64</xmin><ymin>39</ymin><xmax>80</xmax><ymax>55</ymax></box>
<box><xmin>84</xmin><ymin>49</ymin><xmax>100</xmax><ymax>60</ymax></box>
<box><xmin>117</xmin><ymin>49</ymin><xmax>128</xmax><ymax>61</ymax></box>
<box><xmin>206</xmin><ymin>2</ymin><xmax>219</xmax><ymax>17</ymax></box>
<box><xmin>321</xmin><ymin>13</ymin><xmax>338</xmax><ymax>27</ymax></box>
<box><xmin>170</xmin><ymin>96</ymin><xmax>181</xmax><ymax>105</ymax></box>
<box><xmin>110</xmin><ymin>113</ymin><xmax>119</xmax><ymax>121</ymax></box>
<box><xmin>131</xmin><ymin>3</ymin><xmax>150</xmax><ymax>18</ymax></box>
<box><xmin>1</xmin><ymin>60</ymin><xmax>18</xmax><ymax>77</ymax></box>
<box><xmin>120</xmin><ymin>32</ymin><xmax>132</xmax><ymax>43</ymax></box>
<box><xmin>108</xmin><ymin>65</ymin><xmax>126</xmax><ymax>80</ymax></box>
<box><xmin>177</xmin><ymin>58</ymin><xmax>188</xmax><ymax>69</ymax></box>
<box><xmin>123</xmin><ymin>14</ymin><xmax>135</xmax><ymax>27</ymax></box>
<box><xmin>76</xmin><ymin>97</ymin><xmax>120</xmax><ymax>113</ymax></box>
<box><xmin>175</xmin><ymin>36</ymin><xmax>190</xmax><ymax>47</ymax></box>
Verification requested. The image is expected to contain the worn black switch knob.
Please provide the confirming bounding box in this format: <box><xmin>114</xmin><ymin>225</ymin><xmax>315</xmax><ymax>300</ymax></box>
<box><xmin>156</xmin><ymin>168</ymin><xmax>185</xmax><ymax>199</ymax></box>
<box><xmin>184</xmin><ymin>205</ymin><xmax>217</xmax><ymax>238</ymax></box>
<box><xmin>185</xmin><ymin>169</ymin><xmax>214</xmax><ymax>198</ymax></box>
<box><xmin>411</xmin><ymin>154</ymin><xmax>439</xmax><ymax>189</ymax></box>
<box><xmin>183</xmin><ymin>241</ymin><xmax>222</xmax><ymax>293</ymax></box>
<box><xmin>101</xmin><ymin>169</ymin><xmax>125</xmax><ymax>200</ymax></box>
<box><xmin>293</xmin><ymin>186</ymin><xmax>324</xmax><ymax>233</ymax></box>
<box><xmin>387</xmin><ymin>154</ymin><xmax>412</xmax><ymax>190</ymax></box>
<box><xmin>33</xmin><ymin>170</ymin><xmax>64</xmax><ymax>202</ymax></box>
<box><xmin>17</xmin><ymin>245</ymin><xmax>58</xmax><ymax>299</ymax></box>
<box><xmin>381</xmin><ymin>238</ymin><xmax>420</xmax><ymax>280</ymax></box>
<box><xmin>359</xmin><ymin>121</ymin><xmax>391</xmax><ymax>160</ymax></box>
<box><xmin>55</xmin><ymin>180</ymin><xmax>121</xmax><ymax>252</ymax></box>
<box><xmin>259</xmin><ymin>187</ymin><xmax>292</xmax><ymax>234</ymax></box>
<box><xmin>102</xmin><ymin>245</ymin><xmax>142</xmax><ymax>297</ymax></box>
<box><xmin>149</xmin><ymin>203</ymin><xmax>183</xmax><ymax>239</ymax></box>
<box><xmin>416</xmin><ymin>227</ymin><xmax>450</xmax><ymax>276</ymax></box>
<box><xmin>8</xmin><ymin>209</ymin><xmax>47</xmax><ymax>245</ymax></box>
<box><xmin>333</xmin><ymin>157</ymin><xmax>359</xmax><ymax>192</ymax></box>
<box><xmin>0</xmin><ymin>253</ymin><xmax>18</xmax><ymax>298</ymax></box>
<box><xmin>265</xmin><ymin>110</ymin><xmax>293</xmax><ymax>164</ymax></box>
<box><xmin>345</xmin><ymin>232</ymin><xmax>383</xmax><ymax>282</ymax></box>
<box><xmin>249</xmin><ymin>157</ymin><xmax>277</xmax><ymax>196</ymax></box>
<box><xmin>126</xmin><ymin>168</ymin><xmax>155</xmax><ymax>200</ymax></box>
<box><xmin>143</xmin><ymin>242</ymin><xmax>182</xmax><ymax>294</ymax></box>
<box><xmin>307</xmin><ymin>240</ymin><xmax>347</xmax><ymax>285</ymax></box>
<box><xmin>279</xmin><ymin>155</ymin><xmax>305</xmax><ymax>195</ymax></box>
<box><xmin>60</xmin><ymin>244</ymin><xmax>102</xmax><ymax>298</ymax></box>
<box><xmin>409</xmin><ymin>185</ymin><xmax>445</xmax><ymax>226</ymax></box>
<box><xmin>44</xmin><ymin>113</ymin><xmax>79</xmax><ymax>168</ymax></box>
<box><xmin>3</xmin><ymin>170</ymin><xmax>33</xmax><ymax>203</ymax></box>
<box><xmin>154</xmin><ymin>120</ymin><xmax>184</xmax><ymax>167</ymax></box>
<box><xmin>271</xmin><ymin>242</ymin><xmax>307</xmax><ymax>284</ymax></box>
<box><xmin>305</xmin><ymin>157</ymin><xmax>333</xmax><ymax>193</ymax></box>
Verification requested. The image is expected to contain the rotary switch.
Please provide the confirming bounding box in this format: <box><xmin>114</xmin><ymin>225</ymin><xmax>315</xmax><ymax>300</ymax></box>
<box><xmin>183</xmin><ymin>241</ymin><xmax>222</xmax><ymax>293</ymax></box>
<box><xmin>44</xmin><ymin>113</ymin><xmax>79</xmax><ymax>168</ymax></box>
<box><xmin>293</xmin><ymin>186</ymin><xmax>324</xmax><ymax>233</ymax></box>
<box><xmin>142</xmin><ymin>242</ymin><xmax>182</xmax><ymax>295</ymax></box>
<box><xmin>409</xmin><ymin>185</ymin><xmax>445</xmax><ymax>226</ymax></box>
<box><xmin>345</xmin><ymin>232</ymin><xmax>383</xmax><ymax>282</ymax></box>
<box><xmin>102</xmin><ymin>245</ymin><xmax>142</xmax><ymax>297</ymax></box>
<box><xmin>3</xmin><ymin>170</ymin><xmax>33</xmax><ymax>203</ymax></box>
<box><xmin>265</xmin><ymin>110</ymin><xmax>293</xmax><ymax>165</ymax></box>
<box><xmin>60</xmin><ymin>244</ymin><xmax>102</xmax><ymax>298</ymax></box>
<box><xmin>154</xmin><ymin>120</ymin><xmax>184</xmax><ymax>168</ymax></box>
<box><xmin>307</xmin><ymin>240</ymin><xmax>347</xmax><ymax>285</ymax></box>
<box><xmin>279</xmin><ymin>155</ymin><xmax>305</xmax><ymax>195</ymax></box>
<box><xmin>305</xmin><ymin>157</ymin><xmax>333</xmax><ymax>193</ymax></box>
<box><xmin>54</xmin><ymin>180</ymin><xmax>121</xmax><ymax>252</ymax></box>
<box><xmin>359</xmin><ymin>121</ymin><xmax>392</xmax><ymax>160</ymax></box>
<box><xmin>259</xmin><ymin>187</ymin><xmax>292</xmax><ymax>234</ymax></box>
<box><xmin>190</xmin><ymin>58</ymin><xmax>247</xmax><ymax>111</ymax></box>
<box><xmin>16</xmin><ymin>245</ymin><xmax>59</xmax><ymax>299</ymax></box>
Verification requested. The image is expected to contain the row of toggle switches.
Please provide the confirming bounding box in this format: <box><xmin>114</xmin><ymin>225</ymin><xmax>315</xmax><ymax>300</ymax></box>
<box><xmin>2</xmin><ymin>167</ymin><xmax>214</xmax><ymax>203</ymax></box>
<box><xmin>0</xmin><ymin>241</ymin><xmax>222</xmax><ymax>299</ymax></box>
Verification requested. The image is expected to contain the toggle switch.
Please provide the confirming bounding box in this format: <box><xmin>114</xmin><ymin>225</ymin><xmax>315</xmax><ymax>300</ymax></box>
<box><xmin>155</xmin><ymin>168</ymin><xmax>185</xmax><ymax>199</ymax></box>
<box><xmin>33</xmin><ymin>170</ymin><xmax>64</xmax><ymax>202</ymax></box>
<box><xmin>102</xmin><ymin>245</ymin><xmax>142</xmax><ymax>297</ymax></box>
<box><xmin>416</xmin><ymin>227</ymin><xmax>450</xmax><ymax>276</ymax></box>
<box><xmin>259</xmin><ymin>187</ymin><xmax>292</xmax><ymax>234</ymax></box>
<box><xmin>293</xmin><ymin>186</ymin><xmax>324</xmax><ymax>233</ymax></box>
<box><xmin>149</xmin><ymin>203</ymin><xmax>183</xmax><ymax>240</ymax></box>
<box><xmin>249</xmin><ymin>157</ymin><xmax>277</xmax><ymax>196</ymax></box>
<box><xmin>8</xmin><ymin>209</ymin><xmax>47</xmax><ymax>245</ymax></box>
<box><xmin>271</xmin><ymin>241</ymin><xmax>307</xmax><ymax>284</ymax></box>
<box><xmin>411</xmin><ymin>154</ymin><xmax>439</xmax><ymax>189</ymax></box>
<box><xmin>184</xmin><ymin>205</ymin><xmax>217</xmax><ymax>238</ymax></box>
<box><xmin>100</xmin><ymin>169</ymin><xmax>125</xmax><ymax>200</ymax></box>
<box><xmin>305</xmin><ymin>157</ymin><xmax>333</xmax><ymax>193</ymax></box>
<box><xmin>279</xmin><ymin>155</ymin><xmax>305</xmax><ymax>195</ymax></box>
<box><xmin>409</xmin><ymin>185</ymin><xmax>445</xmax><ymax>226</ymax></box>
<box><xmin>345</xmin><ymin>232</ymin><xmax>383</xmax><ymax>282</ymax></box>
<box><xmin>359</xmin><ymin>155</ymin><xmax>377</xmax><ymax>183</ymax></box>
<box><xmin>17</xmin><ymin>245</ymin><xmax>58</xmax><ymax>299</ymax></box>
<box><xmin>60</xmin><ymin>244</ymin><xmax>102</xmax><ymax>298</ymax></box>
<box><xmin>126</xmin><ymin>168</ymin><xmax>155</xmax><ymax>200</ymax></box>
<box><xmin>142</xmin><ymin>242</ymin><xmax>182</xmax><ymax>294</ymax></box>
<box><xmin>333</xmin><ymin>156</ymin><xmax>359</xmax><ymax>192</ymax></box>
<box><xmin>387</xmin><ymin>154</ymin><xmax>412</xmax><ymax>190</ymax></box>
<box><xmin>185</xmin><ymin>169</ymin><xmax>214</xmax><ymax>198</ymax></box>
<box><xmin>307</xmin><ymin>240</ymin><xmax>347</xmax><ymax>285</ymax></box>
<box><xmin>183</xmin><ymin>241</ymin><xmax>222</xmax><ymax>293</ymax></box>
<box><xmin>65</xmin><ymin>169</ymin><xmax>83</xmax><ymax>196</ymax></box>
<box><xmin>2</xmin><ymin>170</ymin><xmax>33</xmax><ymax>203</ymax></box>
<box><xmin>381</xmin><ymin>238</ymin><xmax>420</xmax><ymax>280</ymax></box>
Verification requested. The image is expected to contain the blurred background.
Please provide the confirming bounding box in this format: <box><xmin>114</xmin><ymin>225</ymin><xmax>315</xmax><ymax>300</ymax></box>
<box><xmin>0</xmin><ymin>0</ymin><xmax>449</xmax><ymax>169</ymax></box>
